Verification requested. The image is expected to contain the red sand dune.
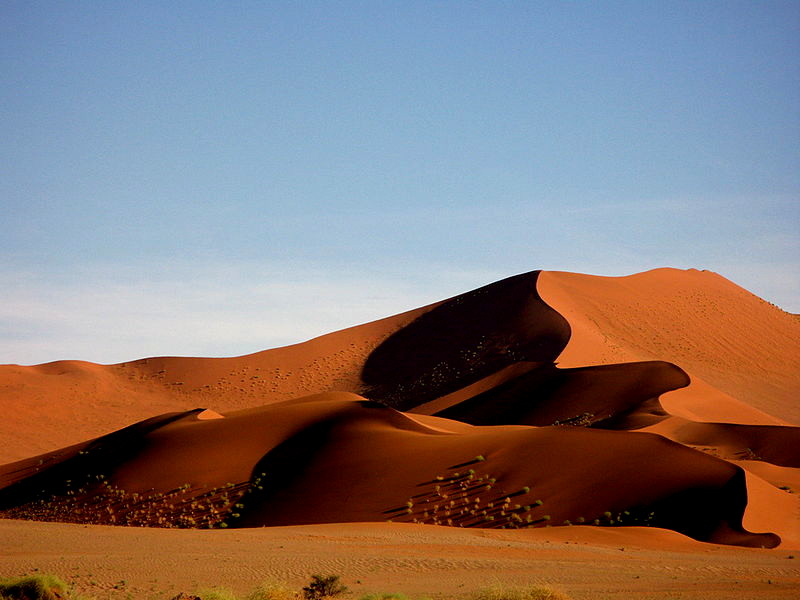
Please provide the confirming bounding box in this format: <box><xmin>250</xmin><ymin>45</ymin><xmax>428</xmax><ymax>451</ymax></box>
<box><xmin>1</xmin><ymin>268</ymin><xmax>799</xmax><ymax>550</ymax></box>
<box><xmin>0</xmin><ymin>304</ymin><xmax>431</xmax><ymax>462</ymax></box>
<box><xmin>537</xmin><ymin>268</ymin><xmax>800</xmax><ymax>424</ymax></box>
<box><xmin>0</xmin><ymin>393</ymin><xmax>781</xmax><ymax>548</ymax></box>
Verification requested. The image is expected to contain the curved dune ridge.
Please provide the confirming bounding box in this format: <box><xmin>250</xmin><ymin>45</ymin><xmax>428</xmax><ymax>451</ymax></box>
<box><xmin>1</xmin><ymin>268</ymin><xmax>799</xmax><ymax>549</ymax></box>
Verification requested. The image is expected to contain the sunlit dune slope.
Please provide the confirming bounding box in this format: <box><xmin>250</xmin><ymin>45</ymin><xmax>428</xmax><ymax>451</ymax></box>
<box><xmin>4</xmin><ymin>268</ymin><xmax>796</xmax><ymax>463</ymax></box>
<box><xmin>0</xmin><ymin>303</ymin><xmax>433</xmax><ymax>462</ymax></box>
<box><xmin>537</xmin><ymin>268</ymin><xmax>800</xmax><ymax>424</ymax></box>
<box><xmin>0</xmin><ymin>393</ymin><xmax>779</xmax><ymax>548</ymax></box>
<box><xmin>0</xmin><ymin>270</ymin><xmax>567</xmax><ymax>462</ymax></box>
<box><xmin>2</xmin><ymin>266</ymin><xmax>799</xmax><ymax>549</ymax></box>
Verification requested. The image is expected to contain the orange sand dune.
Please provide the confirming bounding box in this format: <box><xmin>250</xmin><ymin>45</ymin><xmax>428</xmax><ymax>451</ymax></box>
<box><xmin>644</xmin><ymin>417</ymin><xmax>800</xmax><ymax>468</ymax></box>
<box><xmin>0</xmin><ymin>393</ymin><xmax>779</xmax><ymax>548</ymax></box>
<box><xmin>2</xmin><ymin>267</ymin><xmax>799</xmax><ymax>551</ymax></box>
<box><xmin>0</xmin><ymin>270</ymin><xmax>566</xmax><ymax>462</ymax></box>
<box><xmin>0</xmin><ymin>304</ymin><xmax>432</xmax><ymax>463</ymax></box>
<box><xmin>427</xmin><ymin>360</ymin><xmax>688</xmax><ymax>428</ymax></box>
<box><xmin>4</xmin><ymin>268</ymin><xmax>795</xmax><ymax>460</ymax></box>
<box><xmin>735</xmin><ymin>460</ymin><xmax>800</xmax><ymax>494</ymax></box>
<box><xmin>537</xmin><ymin>268</ymin><xmax>800</xmax><ymax>424</ymax></box>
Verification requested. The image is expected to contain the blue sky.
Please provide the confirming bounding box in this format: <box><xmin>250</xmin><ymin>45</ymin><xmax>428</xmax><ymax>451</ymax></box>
<box><xmin>2</xmin><ymin>1</ymin><xmax>798</xmax><ymax>365</ymax></box>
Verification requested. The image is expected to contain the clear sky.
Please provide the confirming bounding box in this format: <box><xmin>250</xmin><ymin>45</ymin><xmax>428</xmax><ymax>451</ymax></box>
<box><xmin>2</xmin><ymin>1</ymin><xmax>799</xmax><ymax>365</ymax></box>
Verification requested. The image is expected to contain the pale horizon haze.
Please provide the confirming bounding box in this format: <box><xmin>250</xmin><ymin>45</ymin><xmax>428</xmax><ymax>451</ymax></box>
<box><xmin>2</xmin><ymin>1</ymin><xmax>798</xmax><ymax>365</ymax></box>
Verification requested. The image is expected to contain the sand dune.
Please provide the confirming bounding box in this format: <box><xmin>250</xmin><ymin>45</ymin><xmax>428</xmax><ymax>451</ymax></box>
<box><xmin>644</xmin><ymin>417</ymin><xmax>800</xmax><ymax>468</ymax></box>
<box><xmin>428</xmin><ymin>360</ymin><xmax>688</xmax><ymax>428</ymax></box>
<box><xmin>0</xmin><ymin>303</ymin><xmax>430</xmax><ymax>462</ymax></box>
<box><xmin>0</xmin><ymin>393</ymin><xmax>780</xmax><ymax>548</ymax></box>
<box><xmin>2</xmin><ymin>267</ymin><xmax>799</xmax><ymax>554</ymax></box>
<box><xmin>537</xmin><ymin>268</ymin><xmax>800</xmax><ymax>423</ymax></box>
<box><xmin>360</xmin><ymin>272</ymin><xmax>570</xmax><ymax>408</ymax></box>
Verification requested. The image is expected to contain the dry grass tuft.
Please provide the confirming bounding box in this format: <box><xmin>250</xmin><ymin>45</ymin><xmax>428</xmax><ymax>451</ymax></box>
<box><xmin>246</xmin><ymin>581</ymin><xmax>299</xmax><ymax>600</ymax></box>
<box><xmin>0</xmin><ymin>574</ymin><xmax>87</xmax><ymax>600</ymax></box>
<box><xmin>473</xmin><ymin>584</ymin><xmax>572</xmax><ymax>600</ymax></box>
<box><xmin>195</xmin><ymin>587</ymin><xmax>239</xmax><ymax>600</ymax></box>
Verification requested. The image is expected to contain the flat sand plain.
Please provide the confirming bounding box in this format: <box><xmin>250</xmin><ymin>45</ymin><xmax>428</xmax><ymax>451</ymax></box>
<box><xmin>2</xmin><ymin>520</ymin><xmax>799</xmax><ymax>600</ymax></box>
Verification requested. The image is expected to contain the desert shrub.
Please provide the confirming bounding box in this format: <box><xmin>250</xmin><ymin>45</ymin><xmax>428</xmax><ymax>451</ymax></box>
<box><xmin>0</xmin><ymin>574</ymin><xmax>85</xmax><ymax>600</ymax></box>
<box><xmin>302</xmin><ymin>575</ymin><xmax>347</xmax><ymax>600</ymax></box>
<box><xmin>196</xmin><ymin>587</ymin><xmax>239</xmax><ymax>600</ymax></box>
<box><xmin>246</xmin><ymin>581</ymin><xmax>298</xmax><ymax>600</ymax></box>
<box><xmin>473</xmin><ymin>584</ymin><xmax>572</xmax><ymax>600</ymax></box>
<box><xmin>359</xmin><ymin>595</ymin><xmax>411</xmax><ymax>600</ymax></box>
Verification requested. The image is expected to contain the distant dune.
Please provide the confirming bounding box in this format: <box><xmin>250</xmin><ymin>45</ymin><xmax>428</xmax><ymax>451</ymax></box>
<box><xmin>1</xmin><ymin>268</ymin><xmax>798</xmax><ymax>549</ymax></box>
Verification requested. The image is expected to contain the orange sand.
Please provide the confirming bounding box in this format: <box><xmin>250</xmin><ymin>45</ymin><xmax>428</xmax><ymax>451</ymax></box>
<box><xmin>2</xmin><ymin>267</ymin><xmax>799</xmax><ymax>597</ymax></box>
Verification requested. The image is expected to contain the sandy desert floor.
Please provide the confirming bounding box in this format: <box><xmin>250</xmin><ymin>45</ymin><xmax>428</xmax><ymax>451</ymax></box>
<box><xmin>1</xmin><ymin>520</ymin><xmax>799</xmax><ymax>600</ymax></box>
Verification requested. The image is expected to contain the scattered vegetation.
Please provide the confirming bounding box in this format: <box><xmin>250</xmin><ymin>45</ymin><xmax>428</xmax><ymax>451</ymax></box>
<box><xmin>194</xmin><ymin>588</ymin><xmax>239</xmax><ymax>600</ymax></box>
<box><xmin>245</xmin><ymin>581</ymin><xmax>298</xmax><ymax>600</ymax></box>
<box><xmin>301</xmin><ymin>575</ymin><xmax>348</xmax><ymax>600</ymax></box>
<box><xmin>592</xmin><ymin>508</ymin><xmax>656</xmax><ymax>527</ymax></box>
<box><xmin>0</xmin><ymin>573</ymin><xmax>572</xmax><ymax>600</ymax></box>
<box><xmin>0</xmin><ymin>476</ymin><xmax>250</xmax><ymax>528</ymax></box>
<box><xmin>473</xmin><ymin>584</ymin><xmax>572</xmax><ymax>600</ymax></box>
<box><xmin>550</xmin><ymin>413</ymin><xmax>594</xmax><ymax>427</ymax></box>
<box><xmin>384</xmin><ymin>457</ymin><xmax>656</xmax><ymax>531</ymax></box>
<box><xmin>738</xmin><ymin>447</ymin><xmax>763</xmax><ymax>461</ymax></box>
<box><xmin>0</xmin><ymin>574</ymin><xmax>87</xmax><ymax>600</ymax></box>
<box><xmin>0</xmin><ymin>468</ymin><xmax>276</xmax><ymax>529</ymax></box>
<box><xmin>4</xmin><ymin>450</ymin><xmax>655</xmax><ymax>533</ymax></box>
<box><xmin>384</xmin><ymin>462</ymin><xmax>545</xmax><ymax>529</ymax></box>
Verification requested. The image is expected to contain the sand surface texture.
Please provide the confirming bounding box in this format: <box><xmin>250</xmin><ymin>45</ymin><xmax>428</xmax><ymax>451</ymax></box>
<box><xmin>2</xmin><ymin>268</ymin><xmax>799</xmax><ymax>597</ymax></box>
<box><xmin>1</xmin><ymin>519</ymin><xmax>799</xmax><ymax>600</ymax></box>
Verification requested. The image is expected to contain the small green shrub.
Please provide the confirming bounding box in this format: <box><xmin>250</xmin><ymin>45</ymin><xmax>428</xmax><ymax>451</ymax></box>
<box><xmin>246</xmin><ymin>581</ymin><xmax>298</xmax><ymax>600</ymax></box>
<box><xmin>196</xmin><ymin>587</ymin><xmax>239</xmax><ymax>600</ymax></box>
<box><xmin>302</xmin><ymin>575</ymin><xmax>347</xmax><ymax>600</ymax></box>
<box><xmin>0</xmin><ymin>574</ymin><xmax>85</xmax><ymax>600</ymax></box>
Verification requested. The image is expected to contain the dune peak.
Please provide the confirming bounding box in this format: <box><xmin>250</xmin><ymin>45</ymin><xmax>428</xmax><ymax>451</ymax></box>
<box><xmin>0</xmin><ymin>266</ymin><xmax>797</xmax><ymax>550</ymax></box>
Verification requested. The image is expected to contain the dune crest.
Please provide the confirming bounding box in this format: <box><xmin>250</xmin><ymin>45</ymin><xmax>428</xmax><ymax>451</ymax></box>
<box><xmin>537</xmin><ymin>268</ymin><xmax>800</xmax><ymax>423</ymax></box>
<box><xmin>1</xmin><ymin>267</ymin><xmax>798</xmax><ymax>548</ymax></box>
<box><xmin>0</xmin><ymin>393</ymin><xmax>781</xmax><ymax>548</ymax></box>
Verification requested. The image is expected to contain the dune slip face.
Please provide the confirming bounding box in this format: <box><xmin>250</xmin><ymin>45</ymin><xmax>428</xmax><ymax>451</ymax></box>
<box><xmin>1</xmin><ymin>268</ymin><xmax>799</xmax><ymax>550</ymax></box>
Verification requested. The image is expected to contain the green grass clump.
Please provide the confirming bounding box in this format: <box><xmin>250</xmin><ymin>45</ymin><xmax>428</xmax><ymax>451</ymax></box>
<box><xmin>246</xmin><ymin>581</ymin><xmax>298</xmax><ymax>600</ymax></box>
<box><xmin>195</xmin><ymin>587</ymin><xmax>239</xmax><ymax>600</ymax></box>
<box><xmin>473</xmin><ymin>584</ymin><xmax>572</xmax><ymax>600</ymax></box>
<box><xmin>0</xmin><ymin>574</ymin><xmax>85</xmax><ymax>600</ymax></box>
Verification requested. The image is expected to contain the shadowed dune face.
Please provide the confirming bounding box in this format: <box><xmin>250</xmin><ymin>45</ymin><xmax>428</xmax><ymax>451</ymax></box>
<box><xmin>358</xmin><ymin>271</ymin><xmax>693</xmax><ymax>435</ymax></box>
<box><xmin>433</xmin><ymin>361</ymin><xmax>689</xmax><ymax>428</ymax></box>
<box><xmin>0</xmin><ymin>396</ymin><xmax>780</xmax><ymax>548</ymax></box>
<box><xmin>1</xmin><ymin>267</ymin><xmax>799</xmax><ymax>549</ymax></box>
<box><xmin>0</xmin><ymin>410</ymin><xmax>202</xmax><ymax>508</ymax></box>
<box><xmin>360</xmin><ymin>271</ymin><xmax>571</xmax><ymax>409</ymax></box>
